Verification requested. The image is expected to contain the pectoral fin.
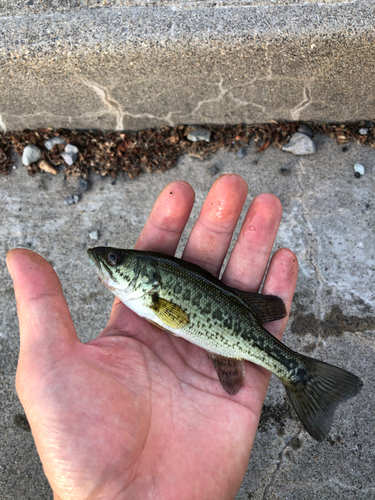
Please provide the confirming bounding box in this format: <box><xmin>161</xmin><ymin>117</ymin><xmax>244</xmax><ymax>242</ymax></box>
<box><xmin>151</xmin><ymin>296</ymin><xmax>189</xmax><ymax>329</ymax></box>
<box><xmin>207</xmin><ymin>352</ymin><xmax>245</xmax><ymax>395</ymax></box>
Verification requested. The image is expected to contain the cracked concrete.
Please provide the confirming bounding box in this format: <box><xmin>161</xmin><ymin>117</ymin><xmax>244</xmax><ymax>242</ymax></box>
<box><xmin>80</xmin><ymin>78</ymin><xmax>124</xmax><ymax>131</ymax></box>
<box><xmin>290</xmin><ymin>85</ymin><xmax>312</xmax><ymax>121</ymax></box>
<box><xmin>0</xmin><ymin>134</ymin><xmax>374</xmax><ymax>499</ymax></box>
<box><xmin>261</xmin><ymin>429</ymin><xmax>303</xmax><ymax>500</ymax></box>
<box><xmin>0</xmin><ymin>1</ymin><xmax>374</xmax><ymax>130</ymax></box>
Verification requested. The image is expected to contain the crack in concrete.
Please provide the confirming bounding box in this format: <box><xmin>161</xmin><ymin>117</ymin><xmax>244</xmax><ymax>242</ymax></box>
<box><xmin>76</xmin><ymin>72</ymin><xmax>315</xmax><ymax>127</ymax></box>
<box><xmin>228</xmin><ymin>92</ymin><xmax>266</xmax><ymax>113</ymax></box>
<box><xmin>3</xmin><ymin>72</ymin><xmax>319</xmax><ymax>130</ymax></box>
<box><xmin>185</xmin><ymin>76</ymin><xmax>270</xmax><ymax>120</ymax></box>
<box><xmin>290</xmin><ymin>84</ymin><xmax>312</xmax><ymax>120</ymax></box>
<box><xmin>80</xmin><ymin>77</ymin><xmax>124</xmax><ymax>131</ymax></box>
<box><xmin>262</xmin><ymin>428</ymin><xmax>302</xmax><ymax>499</ymax></box>
<box><xmin>296</xmin><ymin>159</ymin><xmax>326</xmax><ymax>351</ymax></box>
<box><xmin>80</xmin><ymin>77</ymin><xmax>177</xmax><ymax>127</ymax></box>
<box><xmin>188</xmin><ymin>79</ymin><xmax>228</xmax><ymax>118</ymax></box>
<box><xmin>181</xmin><ymin>72</ymin><xmax>314</xmax><ymax>122</ymax></box>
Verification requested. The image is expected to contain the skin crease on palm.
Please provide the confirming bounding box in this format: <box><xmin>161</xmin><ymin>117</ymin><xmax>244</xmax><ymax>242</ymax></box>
<box><xmin>6</xmin><ymin>174</ymin><xmax>298</xmax><ymax>500</ymax></box>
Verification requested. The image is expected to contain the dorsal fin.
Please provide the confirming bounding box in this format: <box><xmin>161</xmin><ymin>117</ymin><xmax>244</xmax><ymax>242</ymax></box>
<box><xmin>232</xmin><ymin>289</ymin><xmax>287</xmax><ymax>324</ymax></box>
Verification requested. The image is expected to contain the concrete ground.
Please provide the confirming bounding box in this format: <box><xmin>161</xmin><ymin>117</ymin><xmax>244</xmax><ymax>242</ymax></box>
<box><xmin>0</xmin><ymin>134</ymin><xmax>374</xmax><ymax>498</ymax></box>
<box><xmin>1</xmin><ymin>1</ymin><xmax>374</xmax><ymax>130</ymax></box>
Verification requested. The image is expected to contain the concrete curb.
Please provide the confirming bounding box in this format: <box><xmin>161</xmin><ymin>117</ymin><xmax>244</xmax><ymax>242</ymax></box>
<box><xmin>0</xmin><ymin>1</ymin><xmax>374</xmax><ymax>131</ymax></box>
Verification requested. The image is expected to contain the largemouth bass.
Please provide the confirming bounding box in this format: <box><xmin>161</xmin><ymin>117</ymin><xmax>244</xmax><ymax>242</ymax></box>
<box><xmin>88</xmin><ymin>247</ymin><xmax>363</xmax><ymax>441</ymax></box>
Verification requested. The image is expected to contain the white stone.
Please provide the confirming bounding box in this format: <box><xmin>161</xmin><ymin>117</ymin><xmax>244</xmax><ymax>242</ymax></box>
<box><xmin>89</xmin><ymin>230</ymin><xmax>99</xmax><ymax>241</ymax></box>
<box><xmin>65</xmin><ymin>144</ymin><xmax>79</xmax><ymax>154</ymax></box>
<box><xmin>61</xmin><ymin>144</ymin><xmax>79</xmax><ymax>165</ymax></box>
<box><xmin>61</xmin><ymin>152</ymin><xmax>75</xmax><ymax>166</ymax></box>
<box><xmin>45</xmin><ymin>137</ymin><xmax>65</xmax><ymax>150</ymax></box>
<box><xmin>22</xmin><ymin>145</ymin><xmax>42</xmax><ymax>166</ymax></box>
<box><xmin>282</xmin><ymin>132</ymin><xmax>316</xmax><ymax>155</ymax></box>
<box><xmin>187</xmin><ymin>129</ymin><xmax>211</xmax><ymax>143</ymax></box>
<box><xmin>354</xmin><ymin>163</ymin><xmax>365</xmax><ymax>175</ymax></box>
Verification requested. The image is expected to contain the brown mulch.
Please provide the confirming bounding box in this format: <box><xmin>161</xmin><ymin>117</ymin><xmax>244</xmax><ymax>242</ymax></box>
<box><xmin>0</xmin><ymin>121</ymin><xmax>374</xmax><ymax>178</ymax></box>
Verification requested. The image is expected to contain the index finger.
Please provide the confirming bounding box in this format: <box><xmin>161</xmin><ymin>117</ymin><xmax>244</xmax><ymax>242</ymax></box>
<box><xmin>135</xmin><ymin>181</ymin><xmax>195</xmax><ymax>254</ymax></box>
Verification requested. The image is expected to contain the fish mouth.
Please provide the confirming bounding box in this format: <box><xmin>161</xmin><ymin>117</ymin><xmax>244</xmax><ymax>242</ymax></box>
<box><xmin>87</xmin><ymin>248</ymin><xmax>118</xmax><ymax>285</ymax></box>
<box><xmin>87</xmin><ymin>248</ymin><xmax>101</xmax><ymax>270</ymax></box>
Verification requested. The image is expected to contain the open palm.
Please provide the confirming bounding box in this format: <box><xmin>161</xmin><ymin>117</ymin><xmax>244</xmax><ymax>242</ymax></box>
<box><xmin>8</xmin><ymin>174</ymin><xmax>297</xmax><ymax>500</ymax></box>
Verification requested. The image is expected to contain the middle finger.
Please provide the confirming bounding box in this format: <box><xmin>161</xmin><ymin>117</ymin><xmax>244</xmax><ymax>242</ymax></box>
<box><xmin>222</xmin><ymin>193</ymin><xmax>282</xmax><ymax>292</ymax></box>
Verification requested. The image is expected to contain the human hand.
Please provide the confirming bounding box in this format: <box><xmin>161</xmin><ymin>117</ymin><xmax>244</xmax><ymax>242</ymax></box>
<box><xmin>7</xmin><ymin>174</ymin><xmax>298</xmax><ymax>500</ymax></box>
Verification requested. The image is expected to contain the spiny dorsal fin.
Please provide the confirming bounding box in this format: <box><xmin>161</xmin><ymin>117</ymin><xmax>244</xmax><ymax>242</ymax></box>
<box><xmin>232</xmin><ymin>289</ymin><xmax>287</xmax><ymax>324</ymax></box>
<box><xmin>207</xmin><ymin>352</ymin><xmax>245</xmax><ymax>395</ymax></box>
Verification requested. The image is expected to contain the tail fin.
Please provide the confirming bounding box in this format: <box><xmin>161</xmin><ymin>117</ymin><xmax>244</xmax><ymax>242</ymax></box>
<box><xmin>283</xmin><ymin>356</ymin><xmax>363</xmax><ymax>441</ymax></box>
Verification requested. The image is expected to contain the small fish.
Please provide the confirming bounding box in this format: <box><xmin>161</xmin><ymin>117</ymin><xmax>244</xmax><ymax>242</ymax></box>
<box><xmin>88</xmin><ymin>247</ymin><xmax>363</xmax><ymax>441</ymax></box>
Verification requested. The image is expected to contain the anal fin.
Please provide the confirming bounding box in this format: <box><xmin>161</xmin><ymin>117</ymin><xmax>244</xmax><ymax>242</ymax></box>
<box><xmin>207</xmin><ymin>352</ymin><xmax>245</xmax><ymax>395</ymax></box>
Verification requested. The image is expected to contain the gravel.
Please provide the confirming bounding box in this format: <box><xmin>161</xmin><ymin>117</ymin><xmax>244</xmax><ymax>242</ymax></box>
<box><xmin>236</xmin><ymin>147</ymin><xmax>247</xmax><ymax>158</ymax></box>
<box><xmin>187</xmin><ymin>129</ymin><xmax>211</xmax><ymax>143</ymax></box>
<box><xmin>45</xmin><ymin>137</ymin><xmax>65</xmax><ymax>150</ymax></box>
<box><xmin>354</xmin><ymin>163</ymin><xmax>365</xmax><ymax>175</ymax></box>
<box><xmin>282</xmin><ymin>132</ymin><xmax>316</xmax><ymax>155</ymax></box>
<box><xmin>22</xmin><ymin>145</ymin><xmax>42</xmax><ymax>166</ymax></box>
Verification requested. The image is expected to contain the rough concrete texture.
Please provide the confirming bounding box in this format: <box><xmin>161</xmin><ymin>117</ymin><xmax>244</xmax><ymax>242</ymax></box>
<box><xmin>0</xmin><ymin>1</ymin><xmax>374</xmax><ymax>131</ymax></box>
<box><xmin>1</xmin><ymin>135</ymin><xmax>374</xmax><ymax>498</ymax></box>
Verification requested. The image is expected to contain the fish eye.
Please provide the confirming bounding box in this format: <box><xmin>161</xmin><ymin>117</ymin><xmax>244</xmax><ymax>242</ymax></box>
<box><xmin>107</xmin><ymin>251</ymin><xmax>121</xmax><ymax>266</ymax></box>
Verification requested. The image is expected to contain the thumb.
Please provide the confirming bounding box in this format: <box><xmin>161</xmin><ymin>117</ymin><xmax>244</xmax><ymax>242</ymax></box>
<box><xmin>6</xmin><ymin>249</ymin><xmax>79</xmax><ymax>362</ymax></box>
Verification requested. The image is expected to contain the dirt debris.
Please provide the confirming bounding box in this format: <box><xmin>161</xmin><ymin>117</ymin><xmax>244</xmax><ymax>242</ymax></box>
<box><xmin>0</xmin><ymin>121</ymin><xmax>374</xmax><ymax>178</ymax></box>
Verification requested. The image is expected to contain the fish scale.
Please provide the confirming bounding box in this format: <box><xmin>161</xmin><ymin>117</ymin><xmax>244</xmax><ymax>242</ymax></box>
<box><xmin>88</xmin><ymin>247</ymin><xmax>363</xmax><ymax>442</ymax></box>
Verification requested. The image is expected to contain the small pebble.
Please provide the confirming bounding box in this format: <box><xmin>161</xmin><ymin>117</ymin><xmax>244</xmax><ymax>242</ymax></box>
<box><xmin>282</xmin><ymin>133</ymin><xmax>316</xmax><ymax>155</ymax></box>
<box><xmin>79</xmin><ymin>178</ymin><xmax>91</xmax><ymax>192</ymax></box>
<box><xmin>354</xmin><ymin>163</ymin><xmax>365</xmax><ymax>176</ymax></box>
<box><xmin>62</xmin><ymin>152</ymin><xmax>77</xmax><ymax>166</ymax></box>
<box><xmin>279</xmin><ymin>168</ymin><xmax>291</xmax><ymax>176</ymax></box>
<box><xmin>61</xmin><ymin>144</ymin><xmax>79</xmax><ymax>165</ymax></box>
<box><xmin>89</xmin><ymin>230</ymin><xmax>99</xmax><ymax>241</ymax></box>
<box><xmin>209</xmin><ymin>165</ymin><xmax>220</xmax><ymax>175</ymax></box>
<box><xmin>64</xmin><ymin>194</ymin><xmax>80</xmax><ymax>205</ymax></box>
<box><xmin>65</xmin><ymin>144</ymin><xmax>79</xmax><ymax>155</ymax></box>
<box><xmin>187</xmin><ymin>129</ymin><xmax>211</xmax><ymax>143</ymax></box>
<box><xmin>358</xmin><ymin>128</ymin><xmax>368</xmax><ymax>136</ymax></box>
<box><xmin>236</xmin><ymin>147</ymin><xmax>247</xmax><ymax>158</ymax></box>
<box><xmin>22</xmin><ymin>145</ymin><xmax>42</xmax><ymax>166</ymax></box>
<box><xmin>45</xmin><ymin>137</ymin><xmax>65</xmax><ymax>150</ymax></box>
